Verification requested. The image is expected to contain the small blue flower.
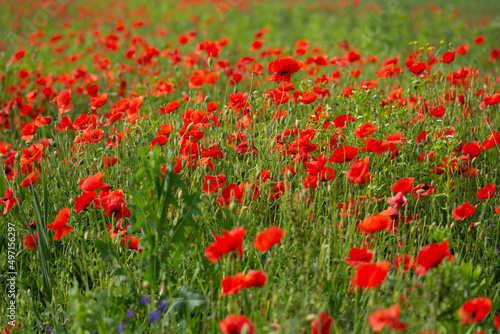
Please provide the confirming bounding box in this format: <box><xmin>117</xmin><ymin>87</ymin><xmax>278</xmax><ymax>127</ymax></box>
<box><xmin>158</xmin><ymin>299</ymin><xmax>169</xmax><ymax>312</ymax></box>
<box><xmin>46</xmin><ymin>328</ymin><xmax>53</xmax><ymax>333</ymax></box>
<box><xmin>147</xmin><ymin>310</ymin><xmax>162</xmax><ymax>323</ymax></box>
<box><xmin>126</xmin><ymin>307</ymin><xmax>134</xmax><ymax>319</ymax></box>
<box><xmin>118</xmin><ymin>322</ymin><xmax>127</xmax><ymax>333</ymax></box>
<box><xmin>140</xmin><ymin>294</ymin><xmax>151</xmax><ymax>305</ymax></box>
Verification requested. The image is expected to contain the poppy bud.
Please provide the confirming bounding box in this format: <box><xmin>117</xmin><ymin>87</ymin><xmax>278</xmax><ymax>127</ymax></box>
<box><xmin>186</xmin><ymin>122</ymin><xmax>194</xmax><ymax>132</ymax></box>
<box><xmin>207</xmin><ymin>55</ymin><xmax>214</xmax><ymax>67</ymax></box>
<box><xmin>203</xmin><ymin>163</ymin><xmax>210</xmax><ymax>173</ymax></box>
<box><xmin>84</xmin><ymin>231</ymin><xmax>89</xmax><ymax>240</ymax></box>
<box><xmin>305</xmin><ymin>314</ymin><xmax>316</xmax><ymax>322</ymax></box>
<box><xmin>69</xmin><ymin>198</ymin><xmax>75</xmax><ymax>205</ymax></box>
<box><xmin>15</xmin><ymin>151</ymin><xmax>22</xmax><ymax>159</ymax></box>
<box><xmin>241</xmin><ymin>324</ymin><xmax>251</xmax><ymax>334</ymax></box>
<box><xmin>0</xmin><ymin>154</ymin><xmax>6</xmax><ymax>159</ymax></box>
<box><xmin>295</xmin><ymin>119</ymin><xmax>300</xmax><ymax>128</ymax></box>
<box><xmin>159</xmin><ymin>281</ymin><xmax>168</xmax><ymax>296</ymax></box>
<box><xmin>142</xmin><ymin>280</ymin><xmax>151</xmax><ymax>290</ymax></box>
<box><xmin>177</xmin><ymin>189</ymin><xmax>183</xmax><ymax>199</ymax></box>
<box><xmin>228</xmin><ymin>201</ymin><xmax>236</xmax><ymax>212</ymax></box>
<box><xmin>204</xmin><ymin>95</ymin><xmax>210</xmax><ymax>103</ymax></box>
<box><xmin>450</xmin><ymin>222</ymin><xmax>455</xmax><ymax>229</ymax></box>
<box><xmin>255</xmin><ymin>169</ymin><xmax>261</xmax><ymax>179</ymax></box>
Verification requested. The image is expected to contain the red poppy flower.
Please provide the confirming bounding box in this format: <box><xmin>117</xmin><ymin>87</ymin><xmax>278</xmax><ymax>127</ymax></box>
<box><xmin>89</xmin><ymin>93</ymin><xmax>108</xmax><ymax>111</ymax></box>
<box><xmin>476</xmin><ymin>184</ymin><xmax>496</xmax><ymax>199</ymax></box>
<box><xmin>23</xmin><ymin>232</ymin><xmax>38</xmax><ymax>250</ymax></box>
<box><xmin>392</xmin><ymin>255</ymin><xmax>416</xmax><ymax>272</ymax></box>
<box><xmin>344</xmin><ymin>247</ymin><xmax>373</xmax><ymax>267</ymax></box>
<box><xmin>415</xmin><ymin>241</ymin><xmax>453</xmax><ymax>275</ymax></box>
<box><xmin>369</xmin><ymin>304</ymin><xmax>408</xmax><ymax>332</ymax></box>
<box><xmin>474</xmin><ymin>35</ymin><xmax>486</xmax><ymax>45</ymax></box>
<box><xmin>361</xmin><ymin>138</ymin><xmax>389</xmax><ymax>155</ymax></box>
<box><xmin>387</xmin><ymin>192</ymin><xmax>408</xmax><ymax>209</ymax></box>
<box><xmin>496</xmin><ymin>207</ymin><xmax>500</xmax><ymax>216</ymax></box>
<box><xmin>269</xmin><ymin>57</ymin><xmax>302</xmax><ymax>82</ymax></box>
<box><xmin>440</xmin><ymin>51</ymin><xmax>456</xmax><ymax>63</ymax></box>
<box><xmin>20</xmin><ymin>170</ymin><xmax>41</xmax><ymax>187</ymax></box>
<box><xmin>494</xmin><ymin>312</ymin><xmax>500</xmax><ymax>329</ymax></box>
<box><xmin>328</xmin><ymin>145</ymin><xmax>359</xmax><ymax>163</ymax></box>
<box><xmin>159</xmin><ymin>100</ymin><xmax>180</xmax><ymax>114</ymax></box>
<box><xmin>311</xmin><ymin>312</ymin><xmax>333</xmax><ymax>334</ymax></box>
<box><xmin>1</xmin><ymin>188</ymin><xmax>19</xmax><ymax>214</ymax></box>
<box><xmin>408</xmin><ymin>62</ymin><xmax>427</xmax><ymax>75</ymax></box>
<box><xmin>351</xmin><ymin>261</ymin><xmax>390</xmax><ymax>289</ymax></box>
<box><xmin>430</xmin><ymin>105</ymin><xmax>446</xmax><ymax>118</ymax></box>
<box><xmin>346</xmin><ymin>156</ymin><xmax>372</xmax><ymax>185</ymax></box>
<box><xmin>452</xmin><ymin>202</ymin><xmax>478</xmax><ymax>221</ymax></box>
<box><xmin>375</xmin><ymin>63</ymin><xmax>402</xmax><ymax>78</ymax></box>
<box><xmin>300</xmin><ymin>92</ymin><xmax>318</xmax><ymax>104</ymax></box>
<box><xmin>458</xmin><ymin>297</ymin><xmax>491</xmax><ymax>324</ymax></box>
<box><xmin>205</xmin><ymin>227</ymin><xmax>246</xmax><ymax>263</ymax></box>
<box><xmin>482</xmin><ymin>130</ymin><xmax>500</xmax><ymax>150</ymax></box>
<box><xmin>52</xmin><ymin>89</ymin><xmax>74</xmax><ymax>115</ymax></box>
<box><xmin>34</xmin><ymin>115</ymin><xmax>52</xmax><ymax>127</ymax></box>
<box><xmin>82</xmin><ymin>128</ymin><xmax>105</xmax><ymax>144</ymax></box>
<box><xmin>253</xmin><ymin>226</ymin><xmax>285</xmax><ymax>252</ymax></box>
<box><xmin>103</xmin><ymin>156</ymin><xmax>118</xmax><ymax>167</ymax></box>
<box><xmin>107</xmin><ymin>220</ymin><xmax>129</xmax><ymax>239</ymax></box>
<box><xmin>121</xmin><ymin>235</ymin><xmax>141</xmax><ymax>251</ymax></box>
<box><xmin>47</xmin><ymin>208</ymin><xmax>74</xmax><ymax>241</ymax></box>
<box><xmin>21</xmin><ymin>122</ymin><xmax>36</xmax><ymax>141</ymax></box>
<box><xmin>74</xmin><ymin>191</ymin><xmax>97</xmax><ymax>213</ymax></box>
<box><xmin>219</xmin><ymin>315</ymin><xmax>255</xmax><ymax>334</ymax></box>
<box><xmin>219</xmin><ymin>270</ymin><xmax>267</xmax><ymax>296</ymax></box>
<box><xmin>202</xmin><ymin>174</ymin><xmax>226</xmax><ymax>194</ymax></box>
<box><xmin>358</xmin><ymin>214</ymin><xmax>391</xmax><ymax>234</ymax></box>
<box><xmin>101</xmin><ymin>190</ymin><xmax>131</xmax><ymax>219</ymax></box>
<box><xmin>390</xmin><ymin>178</ymin><xmax>414</xmax><ymax>194</ymax></box>
<box><xmin>354</xmin><ymin>122</ymin><xmax>379</xmax><ymax>139</ymax></box>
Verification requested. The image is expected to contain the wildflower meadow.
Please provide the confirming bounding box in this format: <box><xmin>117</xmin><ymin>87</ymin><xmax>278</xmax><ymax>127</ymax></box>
<box><xmin>0</xmin><ymin>0</ymin><xmax>500</xmax><ymax>333</ymax></box>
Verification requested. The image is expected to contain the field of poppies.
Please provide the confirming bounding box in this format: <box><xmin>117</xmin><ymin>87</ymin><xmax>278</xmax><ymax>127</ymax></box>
<box><xmin>1</xmin><ymin>0</ymin><xmax>500</xmax><ymax>333</ymax></box>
